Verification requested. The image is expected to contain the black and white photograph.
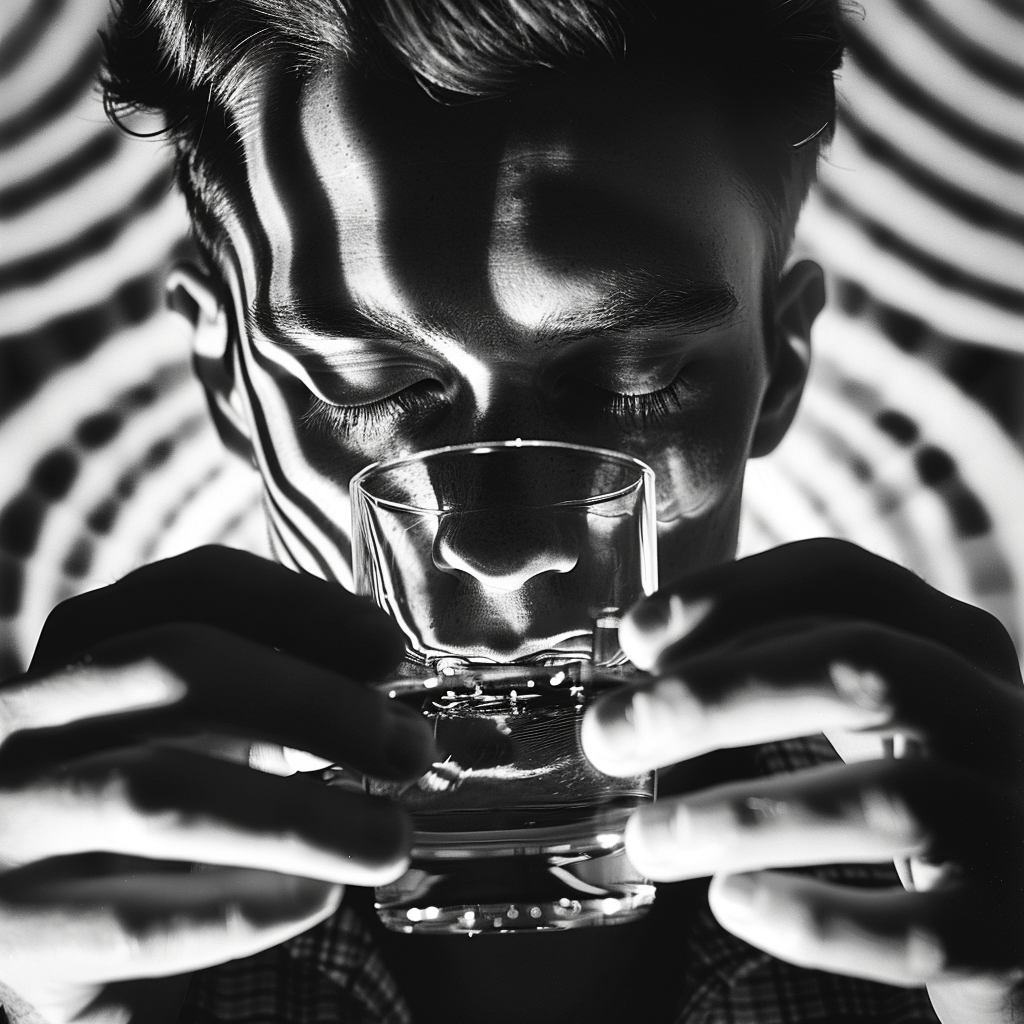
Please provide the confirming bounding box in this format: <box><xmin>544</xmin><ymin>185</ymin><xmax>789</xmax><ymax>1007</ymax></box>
<box><xmin>0</xmin><ymin>1</ymin><xmax>1022</xmax><ymax>1021</ymax></box>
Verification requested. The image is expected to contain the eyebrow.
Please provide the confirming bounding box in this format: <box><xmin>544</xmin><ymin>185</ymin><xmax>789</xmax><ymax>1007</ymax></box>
<box><xmin>533</xmin><ymin>281</ymin><xmax>739</xmax><ymax>346</ymax></box>
<box><xmin>249</xmin><ymin>278</ymin><xmax>739</xmax><ymax>349</ymax></box>
<box><xmin>248</xmin><ymin>301</ymin><xmax>415</xmax><ymax>346</ymax></box>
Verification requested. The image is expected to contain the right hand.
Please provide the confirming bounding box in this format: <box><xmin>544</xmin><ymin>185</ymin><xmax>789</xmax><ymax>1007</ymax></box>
<box><xmin>0</xmin><ymin>546</ymin><xmax>434</xmax><ymax>1023</ymax></box>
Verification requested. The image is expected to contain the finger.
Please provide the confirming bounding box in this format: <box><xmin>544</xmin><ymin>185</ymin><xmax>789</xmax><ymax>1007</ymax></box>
<box><xmin>624</xmin><ymin>758</ymin><xmax>1021</xmax><ymax>883</ymax></box>
<box><xmin>0</xmin><ymin>746</ymin><xmax>413</xmax><ymax>884</ymax></box>
<box><xmin>582</xmin><ymin>621</ymin><xmax>1022</xmax><ymax>776</ymax></box>
<box><xmin>3</xmin><ymin>624</ymin><xmax>435</xmax><ymax>780</ymax></box>
<box><xmin>707</xmin><ymin>870</ymin><xmax>1021</xmax><ymax>986</ymax></box>
<box><xmin>621</xmin><ymin>539</ymin><xmax>1020</xmax><ymax>683</ymax></box>
<box><xmin>30</xmin><ymin>546</ymin><xmax>406</xmax><ymax>681</ymax></box>
<box><xmin>0</xmin><ymin>861</ymin><xmax>342</xmax><ymax>987</ymax></box>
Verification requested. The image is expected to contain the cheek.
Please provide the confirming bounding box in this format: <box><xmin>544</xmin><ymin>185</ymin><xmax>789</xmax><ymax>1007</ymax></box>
<box><xmin>648</xmin><ymin>359</ymin><xmax>764</xmax><ymax>512</ymax></box>
<box><xmin>245</xmin><ymin>354</ymin><xmax>393</xmax><ymax>486</ymax></box>
<box><xmin>636</xmin><ymin>351</ymin><xmax>767</xmax><ymax>582</ymax></box>
<box><xmin>237</xmin><ymin>350</ymin><xmax>364</xmax><ymax>578</ymax></box>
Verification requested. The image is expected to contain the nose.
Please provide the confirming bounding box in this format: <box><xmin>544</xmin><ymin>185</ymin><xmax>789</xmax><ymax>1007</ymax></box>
<box><xmin>432</xmin><ymin>508</ymin><xmax>578</xmax><ymax>591</ymax></box>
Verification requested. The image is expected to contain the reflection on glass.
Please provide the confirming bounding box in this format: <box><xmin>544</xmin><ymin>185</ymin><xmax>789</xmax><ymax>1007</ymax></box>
<box><xmin>341</xmin><ymin>441</ymin><xmax>659</xmax><ymax>934</ymax></box>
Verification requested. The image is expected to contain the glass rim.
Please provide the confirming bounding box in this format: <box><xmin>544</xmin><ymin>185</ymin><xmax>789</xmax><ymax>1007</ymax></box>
<box><xmin>349</xmin><ymin>439</ymin><xmax>656</xmax><ymax>515</ymax></box>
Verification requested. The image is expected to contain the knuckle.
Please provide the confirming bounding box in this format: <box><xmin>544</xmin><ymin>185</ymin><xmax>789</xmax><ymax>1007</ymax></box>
<box><xmin>729</xmin><ymin>792</ymin><xmax>798</xmax><ymax>838</ymax></box>
<box><xmin>798</xmin><ymin>898</ymin><xmax>835</xmax><ymax>949</ymax></box>
<box><xmin>907</xmin><ymin>925</ymin><xmax>950</xmax><ymax>977</ymax></box>
<box><xmin>858</xmin><ymin>783</ymin><xmax>930</xmax><ymax>851</ymax></box>
<box><xmin>121</xmin><ymin>622</ymin><xmax>217</xmax><ymax>681</ymax></box>
<box><xmin>71</xmin><ymin>747</ymin><xmax>187</xmax><ymax>824</ymax></box>
<box><xmin>963</xmin><ymin>605</ymin><xmax>1020</xmax><ymax>681</ymax></box>
<box><xmin>31</xmin><ymin>593</ymin><xmax>96</xmax><ymax>670</ymax></box>
<box><xmin>827</xmin><ymin>657</ymin><xmax>893</xmax><ymax>717</ymax></box>
<box><xmin>775</xmin><ymin>896</ymin><xmax>835</xmax><ymax>967</ymax></box>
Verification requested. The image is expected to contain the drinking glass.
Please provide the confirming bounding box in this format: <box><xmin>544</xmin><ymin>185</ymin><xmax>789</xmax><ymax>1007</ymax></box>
<box><xmin>343</xmin><ymin>440</ymin><xmax>658</xmax><ymax>934</ymax></box>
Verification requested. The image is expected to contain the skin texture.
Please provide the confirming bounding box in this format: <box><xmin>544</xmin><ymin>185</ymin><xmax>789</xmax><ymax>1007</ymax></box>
<box><xmin>5</xmin><ymin>59</ymin><xmax>1021</xmax><ymax>1024</ymax></box>
<box><xmin>194</xmin><ymin>63</ymin><xmax>811</xmax><ymax>587</ymax></box>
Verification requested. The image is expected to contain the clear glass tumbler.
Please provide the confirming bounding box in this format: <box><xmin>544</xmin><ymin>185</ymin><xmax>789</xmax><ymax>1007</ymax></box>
<box><xmin>345</xmin><ymin>440</ymin><xmax>659</xmax><ymax>935</ymax></box>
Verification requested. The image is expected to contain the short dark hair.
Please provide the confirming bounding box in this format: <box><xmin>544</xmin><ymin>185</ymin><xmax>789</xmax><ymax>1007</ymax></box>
<box><xmin>101</xmin><ymin>0</ymin><xmax>851</xmax><ymax>275</ymax></box>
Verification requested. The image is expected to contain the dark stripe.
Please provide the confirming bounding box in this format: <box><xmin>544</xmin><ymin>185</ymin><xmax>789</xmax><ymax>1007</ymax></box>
<box><xmin>82</xmin><ymin>414</ymin><xmax>207</xmax><ymax>537</ymax></box>
<box><xmin>776</xmin><ymin>462</ymin><xmax>849</xmax><ymax>542</ymax></box>
<box><xmin>838</xmin><ymin>105</ymin><xmax>1024</xmax><ymax>244</ymax></box>
<box><xmin>983</xmin><ymin>0</ymin><xmax>1024</xmax><ymax>25</ymax></box>
<box><xmin>0</xmin><ymin>258</ymin><xmax>187</xmax><ymax>417</ymax></box>
<box><xmin>0</xmin><ymin>129</ymin><xmax>121</xmax><ymax>219</ymax></box>
<box><xmin>0</xmin><ymin>0</ymin><xmax>65</xmax><ymax>78</ymax></box>
<box><xmin>212</xmin><ymin>95</ymin><xmax>353</xmax><ymax>578</ymax></box>
<box><xmin>0</xmin><ymin>555</ymin><xmax>25</xmax><ymax>617</ymax></box>
<box><xmin>0</xmin><ymin>38</ymin><xmax>100</xmax><ymax>150</ymax></box>
<box><xmin>234</xmin><ymin>332</ymin><xmax>339</xmax><ymax>581</ymax></box>
<box><xmin>896</xmin><ymin>0</ymin><xmax>1024</xmax><ymax>98</ymax></box>
<box><xmin>739</xmin><ymin>505</ymin><xmax>786</xmax><ymax>551</ymax></box>
<box><xmin>0</xmin><ymin>165</ymin><xmax>173</xmax><ymax>290</ymax></box>
<box><xmin>845</xmin><ymin>25</ymin><xmax>1024</xmax><ymax>172</ymax></box>
<box><xmin>876</xmin><ymin>409</ymin><xmax>920</xmax><ymax>445</ymax></box>
<box><xmin>800</xmin><ymin>419</ymin><xmax>934</xmax><ymax>571</ymax></box>
<box><xmin>914</xmin><ymin>445</ymin><xmax>992</xmax><ymax>536</ymax></box>
<box><xmin>260</xmin><ymin>68</ymin><xmax>345</xmax><ymax>323</ymax></box>
<box><xmin>137</xmin><ymin>462</ymin><xmax>228</xmax><ymax>564</ymax></box>
<box><xmin>268</xmin><ymin>513</ymin><xmax>326</xmax><ymax>576</ymax></box>
<box><xmin>207</xmin><ymin>106</ymin><xmax>275</xmax><ymax>317</ymax></box>
<box><xmin>209</xmin><ymin>494</ymin><xmax>264</xmax><ymax>547</ymax></box>
<box><xmin>0</xmin><ymin>491</ymin><xmax>46</xmax><ymax>557</ymax></box>
<box><xmin>818</xmin><ymin>182</ymin><xmax>1024</xmax><ymax>314</ymax></box>
<box><xmin>62</xmin><ymin>535</ymin><xmax>94</xmax><ymax>578</ymax></box>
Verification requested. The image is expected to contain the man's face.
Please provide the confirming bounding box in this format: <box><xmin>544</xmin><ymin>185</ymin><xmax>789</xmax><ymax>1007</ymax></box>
<box><xmin>208</xmin><ymin>61</ymin><xmax>790</xmax><ymax>588</ymax></box>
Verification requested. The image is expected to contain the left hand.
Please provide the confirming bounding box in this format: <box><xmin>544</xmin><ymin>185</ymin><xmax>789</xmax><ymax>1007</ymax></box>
<box><xmin>581</xmin><ymin>539</ymin><xmax>1024</xmax><ymax>1023</ymax></box>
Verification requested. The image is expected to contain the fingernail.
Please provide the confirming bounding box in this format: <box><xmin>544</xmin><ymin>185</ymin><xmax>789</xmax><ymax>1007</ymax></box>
<box><xmin>713</xmin><ymin>873</ymin><xmax>759</xmax><ymax>921</ymax></box>
<box><xmin>621</xmin><ymin>594</ymin><xmax>709</xmax><ymax>669</ymax></box>
<box><xmin>629</xmin><ymin>800</ymin><xmax>693</xmax><ymax>867</ymax></box>
<box><xmin>591</xmin><ymin>687</ymin><xmax>639</xmax><ymax>755</ymax></box>
<box><xmin>629</xmin><ymin>595</ymin><xmax>676</xmax><ymax>636</ymax></box>
<box><xmin>587</xmin><ymin>678</ymin><xmax>703</xmax><ymax>771</ymax></box>
<box><xmin>382</xmin><ymin>703</ymin><xmax>434</xmax><ymax>776</ymax></box>
<box><xmin>244</xmin><ymin>877</ymin><xmax>342</xmax><ymax>925</ymax></box>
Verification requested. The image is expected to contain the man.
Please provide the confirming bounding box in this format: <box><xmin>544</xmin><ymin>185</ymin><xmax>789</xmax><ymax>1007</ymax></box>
<box><xmin>0</xmin><ymin>0</ymin><xmax>1020</xmax><ymax>1021</ymax></box>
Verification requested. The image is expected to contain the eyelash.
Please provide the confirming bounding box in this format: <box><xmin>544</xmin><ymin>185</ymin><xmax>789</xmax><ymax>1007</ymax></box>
<box><xmin>301</xmin><ymin>374</ymin><xmax>693</xmax><ymax>436</ymax></box>
<box><xmin>591</xmin><ymin>375</ymin><xmax>693</xmax><ymax>428</ymax></box>
<box><xmin>301</xmin><ymin>382</ymin><xmax>445</xmax><ymax>437</ymax></box>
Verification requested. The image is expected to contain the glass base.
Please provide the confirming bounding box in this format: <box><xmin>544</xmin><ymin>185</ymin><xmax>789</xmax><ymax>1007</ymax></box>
<box><xmin>376</xmin><ymin>887</ymin><xmax>656</xmax><ymax>935</ymax></box>
<box><xmin>319</xmin><ymin>660</ymin><xmax>658</xmax><ymax>937</ymax></box>
<box><xmin>374</xmin><ymin>820</ymin><xmax>655</xmax><ymax>935</ymax></box>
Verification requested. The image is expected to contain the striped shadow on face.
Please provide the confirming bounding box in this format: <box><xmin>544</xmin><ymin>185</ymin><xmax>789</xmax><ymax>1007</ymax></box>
<box><xmin>2</xmin><ymin>0</ymin><xmax>1024</xmax><ymax>689</ymax></box>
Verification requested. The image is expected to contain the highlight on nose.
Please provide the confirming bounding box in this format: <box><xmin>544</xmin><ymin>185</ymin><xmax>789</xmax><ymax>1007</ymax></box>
<box><xmin>432</xmin><ymin>508</ymin><xmax>578</xmax><ymax>592</ymax></box>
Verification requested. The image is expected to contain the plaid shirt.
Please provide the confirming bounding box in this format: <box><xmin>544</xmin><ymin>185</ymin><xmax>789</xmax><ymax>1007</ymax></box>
<box><xmin>180</xmin><ymin>737</ymin><xmax>939</xmax><ymax>1024</ymax></box>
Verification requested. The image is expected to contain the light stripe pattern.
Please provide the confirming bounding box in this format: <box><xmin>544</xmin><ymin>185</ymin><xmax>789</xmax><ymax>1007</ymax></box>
<box><xmin>1</xmin><ymin>0</ymin><xmax>1023</xmax><ymax>687</ymax></box>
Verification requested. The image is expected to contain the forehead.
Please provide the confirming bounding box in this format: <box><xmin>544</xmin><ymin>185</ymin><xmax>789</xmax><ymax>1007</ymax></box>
<box><xmin>229</xmin><ymin>59</ymin><xmax>765</xmax><ymax>328</ymax></box>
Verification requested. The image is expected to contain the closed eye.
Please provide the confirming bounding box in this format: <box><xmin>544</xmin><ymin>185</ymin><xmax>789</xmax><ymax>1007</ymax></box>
<box><xmin>563</xmin><ymin>372</ymin><xmax>696</xmax><ymax>428</ymax></box>
<box><xmin>300</xmin><ymin>380</ymin><xmax>448</xmax><ymax>437</ymax></box>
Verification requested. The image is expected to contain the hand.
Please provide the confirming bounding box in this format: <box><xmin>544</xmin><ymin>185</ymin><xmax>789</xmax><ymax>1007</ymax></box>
<box><xmin>0</xmin><ymin>546</ymin><xmax>434</xmax><ymax>1024</ymax></box>
<box><xmin>582</xmin><ymin>539</ymin><xmax>1024</xmax><ymax>1024</ymax></box>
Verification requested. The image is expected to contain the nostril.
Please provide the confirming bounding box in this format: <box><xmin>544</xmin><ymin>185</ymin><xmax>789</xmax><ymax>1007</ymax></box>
<box><xmin>437</xmin><ymin>546</ymin><xmax>575</xmax><ymax>592</ymax></box>
<box><xmin>432</xmin><ymin>509</ymin><xmax>578</xmax><ymax>592</ymax></box>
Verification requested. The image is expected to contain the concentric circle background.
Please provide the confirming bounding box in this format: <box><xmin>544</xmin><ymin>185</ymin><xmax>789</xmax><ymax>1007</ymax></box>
<box><xmin>1</xmin><ymin>0</ymin><xmax>1023</xmax><ymax>679</ymax></box>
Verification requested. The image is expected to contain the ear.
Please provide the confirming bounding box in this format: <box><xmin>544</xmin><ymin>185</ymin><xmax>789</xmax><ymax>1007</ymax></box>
<box><xmin>166</xmin><ymin>263</ymin><xmax>255</xmax><ymax>465</ymax></box>
<box><xmin>749</xmin><ymin>259</ymin><xmax>825</xmax><ymax>458</ymax></box>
